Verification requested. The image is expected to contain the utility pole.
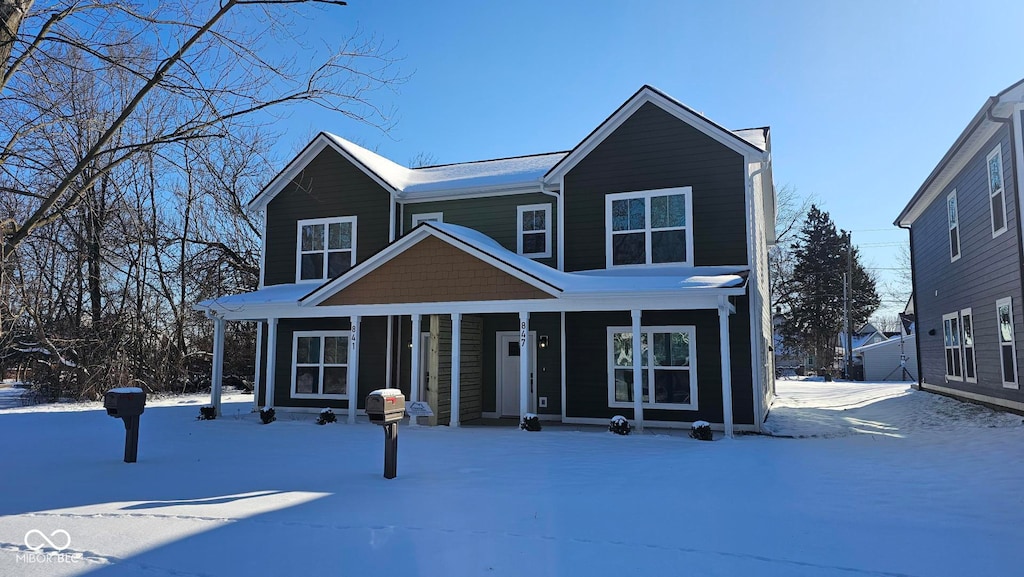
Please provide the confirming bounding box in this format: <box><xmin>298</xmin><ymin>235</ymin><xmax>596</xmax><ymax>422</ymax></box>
<box><xmin>844</xmin><ymin>231</ymin><xmax>854</xmax><ymax>380</ymax></box>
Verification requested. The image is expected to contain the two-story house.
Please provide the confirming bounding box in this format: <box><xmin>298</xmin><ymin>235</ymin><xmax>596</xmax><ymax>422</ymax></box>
<box><xmin>195</xmin><ymin>85</ymin><xmax>777</xmax><ymax>435</ymax></box>
<box><xmin>896</xmin><ymin>78</ymin><xmax>1024</xmax><ymax>413</ymax></box>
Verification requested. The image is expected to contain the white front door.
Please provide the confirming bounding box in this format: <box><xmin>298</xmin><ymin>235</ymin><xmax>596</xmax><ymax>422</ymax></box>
<box><xmin>497</xmin><ymin>331</ymin><xmax>536</xmax><ymax>417</ymax></box>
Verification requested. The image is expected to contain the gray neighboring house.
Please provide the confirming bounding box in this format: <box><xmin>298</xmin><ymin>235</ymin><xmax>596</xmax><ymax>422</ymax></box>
<box><xmin>896</xmin><ymin>78</ymin><xmax>1024</xmax><ymax>413</ymax></box>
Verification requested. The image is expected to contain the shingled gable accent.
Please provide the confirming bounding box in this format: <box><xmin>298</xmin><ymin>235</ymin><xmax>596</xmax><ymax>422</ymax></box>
<box><xmin>316</xmin><ymin>235</ymin><xmax>554</xmax><ymax>306</ymax></box>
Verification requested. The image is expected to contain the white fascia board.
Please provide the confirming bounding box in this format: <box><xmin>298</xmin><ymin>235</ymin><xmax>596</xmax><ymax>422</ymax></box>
<box><xmin>247</xmin><ymin>134</ymin><xmax>397</xmax><ymax>213</ymax></box>
<box><xmin>544</xmin><ymin>88</ymin><xmax>767</xmax><ymax>184</ymax></box>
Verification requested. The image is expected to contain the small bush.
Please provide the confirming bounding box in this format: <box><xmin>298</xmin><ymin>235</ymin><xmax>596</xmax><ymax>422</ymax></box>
<box><xmin>316</xmin><ymin>408</ymin><xmax>337</xmax><ymax>425</ymax></box>
<box><xmin>520</xmin><ymin>413</ymin><xmax>542</xmax><ymax>432</ymax></box>
<box><xmin>197</xmin><ymin>406</ymin><xmax>217</xmax><ymax>420</ymax></box>
<box><xmin>609</xmin><ymin>415</ymin><xmax>631</xmax><ymax>435</ymax></box>
<box><xmin>690</xmin><ymin>420</ymin><xmax>713</xmax><ymax>441</ymax></box>
<box><xmin>259</xmin><ymin>407</ymin><xmax>276</xmax><ymax>424</ymax></box>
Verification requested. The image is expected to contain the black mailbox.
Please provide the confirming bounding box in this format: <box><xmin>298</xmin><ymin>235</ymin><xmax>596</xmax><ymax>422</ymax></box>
<box><xmin>104</xmin><ymin>387</ymin><xmax>146</xmax><ymax>463</ymax></box>
<box><xmin>366</xmin><ymin>389</ymin><xmax>405</xmax><ymax>425</ymax></box>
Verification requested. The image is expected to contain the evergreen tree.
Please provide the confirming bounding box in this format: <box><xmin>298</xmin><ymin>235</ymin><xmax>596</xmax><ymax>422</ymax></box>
<box><xmin>780</xmin><ymin>205</ymin><xmax>879</xmax><ymax>374</ymax></box>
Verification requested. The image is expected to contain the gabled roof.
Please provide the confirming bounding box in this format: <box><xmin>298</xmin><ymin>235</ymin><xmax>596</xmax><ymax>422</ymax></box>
<box><xmin>896</xmin><ymin>77</ymin><xmax>1024</xmax><ymax>227</ymax></box>
<box><xmin>543</xmin><ymin>85</ymin><xmax>769</xmax><ymax>183</ymax></box>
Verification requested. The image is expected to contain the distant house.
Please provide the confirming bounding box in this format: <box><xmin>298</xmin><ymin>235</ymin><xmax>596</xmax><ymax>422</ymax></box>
<box><xmin>194</xmin><ymin>86</ymin><xmax>778</xmax><ymax>435</ymax></box>
<box><xmin>835</xmin><ymin>323</ymin><xmax>886</xmax><ymax>376</ymax></box>
<box><xmin>895</xmin><ymin>78</ymin><xmax>1024</xmax><ymax>413</ymax></box>
<box><xmin>854</xmin><ymin>321</ymin><xmax>917</xmax><ymax>382</ymax></box>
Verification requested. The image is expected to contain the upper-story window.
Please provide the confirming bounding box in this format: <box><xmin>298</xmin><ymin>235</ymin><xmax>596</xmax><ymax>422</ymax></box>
<box><xmin>947</xmin><ymin>190</ymin><xmax>960</xmax><ymax>262</ymax></box>
<box><xmin>987</xmin><ymin>146</ymin><xmax>1007</xmax><ymax>237</ymax></box>
<box><xmin>606</xmin><ymin>187</ymin><xmax>693</xmax><ymax>267</ymax></box>
<box><xmin>296</xmin><ymin>216</ymin><xmax>356</xmax><ymax>282</ymax></box>
<box><xmin>517</xmin><ymin>203</ymin><xmax>551</xmax><ymax>258</ymax></box>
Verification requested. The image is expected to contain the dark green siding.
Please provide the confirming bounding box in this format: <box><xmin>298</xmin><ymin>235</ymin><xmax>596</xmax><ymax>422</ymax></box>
<box><xmin>269</xmin><ymin>317</ymin><xmax>388</xmax><ymax>409</ymax></box>
<box><xmin>402</xmin><ymin>193</ymin><xmax>557</xmax><ymax>269</ymax></box>
<box><xmin>563</xmin><ymin>101</ymin><xmax>747</xmax><ymax>271</ymax></box>
<box><xmin>264</xmin><ymin>148</ymin><xmax>392</xmax><ymax>286</ymax></box>
<box><xmin>481</xmin><ymin>313</ymin><xmax>562</xmax><ymax>415</ymax></box>
<box><xmin>564</xmin><ymin>305</ymin><xmax>753</xmax><ymax>424</ymax></box>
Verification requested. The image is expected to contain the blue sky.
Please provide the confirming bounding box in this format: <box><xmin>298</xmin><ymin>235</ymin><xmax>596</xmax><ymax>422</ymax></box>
<box><xmin>262</xmin><ymin>0</ymin><xmax>1024</xmax><ymax>317</ymax></box>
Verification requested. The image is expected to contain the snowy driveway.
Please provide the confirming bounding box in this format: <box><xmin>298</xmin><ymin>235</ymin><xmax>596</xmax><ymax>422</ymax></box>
<box><xmin>1</xmin><ymin>382</ymin><xmax>1022</xmax><ymax>577</ymax></box>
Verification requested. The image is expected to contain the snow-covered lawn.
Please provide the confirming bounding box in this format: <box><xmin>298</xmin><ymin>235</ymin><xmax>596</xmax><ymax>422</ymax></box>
<box><xmin>1</xmin><ymin>380</ymin><xmax>1022</xmax><ymax>576</ymax></box>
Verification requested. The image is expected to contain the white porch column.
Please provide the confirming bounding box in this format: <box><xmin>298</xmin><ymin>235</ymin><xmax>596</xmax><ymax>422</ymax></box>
<box><xmin>210</xmin><ymin>316</ymin><xmax>225</xmax><ymax>416</ymax></box>
<box><xmin>265</xmin><ymin>318</ymin><xmax>278</xmax><ymax>409</ymax></box>
<box><xmin>385</xmin><ymin>315</ymin><xmax>394</xmax><ymax>389</ymax></box>
<box><xmin>630</xmin><ymin>309</ymin><xmax>644</xmax><ymax>432</ymax></box>
<box><xmin>519</xmin><ymin>311</ymin><xmax>530</xmax><ymax>420</ymax></box>
<box><xmin>410</xmin><ymin>315</ymin><xmax>422</xmax><ymax>405</ymax></box>
<box><xmin>719</xmin><ymin>297</ymin><xmax>734</xmax><ymax>438</ymax></box>
<box><xmin>450</xmin><ymin>312</ymin><xmax>462</xmax><ymax>427</ymax></box>
<box><xmin>348</xmin><ymin>315</ymin><xmax>361</xmax><ymax>424</ymax></box>
<box><xmin>253</xmin><ymin>321</ymin><xmax>264</xmax><ymax>412</ymax></box>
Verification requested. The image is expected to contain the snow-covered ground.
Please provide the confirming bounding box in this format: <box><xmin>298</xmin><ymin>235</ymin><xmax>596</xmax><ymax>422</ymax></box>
<box><xmin>1</xmin><ymin>379</ymin><xmax>1022</xmax><ymax>576</ymax></box>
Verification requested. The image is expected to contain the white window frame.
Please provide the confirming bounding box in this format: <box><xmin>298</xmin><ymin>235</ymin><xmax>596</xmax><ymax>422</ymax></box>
<box><xmin>295</xmin><ymin>216</ymin><xmax>357</xmax><ymax>283</ymax></box>
<box><xmin>947</xmin><ymin>190</ymin><xmax>960</xmax><ymax>263</ymax></box>
<box><xmin>291</xmin><ymin>331</ymin><xmax>350</xmax><ymax>399</ymax></box>
<box><xmin>987</xmin><ymin>146</ymin><xmax>1008</xmax><ymax>238</ymax></box>
<box><xmin>605</xmin><ymin>187</ymin><xmax>694</xmax><ymax>268</ymax></box>
<box><xmin>960</xmin><ymin>308</ymin><xmax>977</xmax><ymax>383</ymax></box>
<box><xmin>942</xmin><ymin>312</ymin><xmax>963</xmax><ymax>381</ymax></box>
<box><xmin>996</xmin><ymin>297</ymin><xmax>1018</xmax><ymax>389</ymax></box>
<box><xmin>516</xmin><ymin>203</ymin><xmax>552</xmax><ymax>259</ymax></box>
<box><xmin>606</xmin><ymin>325</ymin><xmax>697</xmax><ymax>410</ymax></box>
<box><xmin>411</xmin><ymin>212</ymin><xmax>443</xmax><ymax>227</ymax></box>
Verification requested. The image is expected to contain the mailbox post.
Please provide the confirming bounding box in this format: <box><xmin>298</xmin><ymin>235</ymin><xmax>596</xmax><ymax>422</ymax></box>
<box><xmin>103</xmin><ymin>387</ymin><xmax>147</xmax><ymax>463</ymax></box>
<box><xmin>366</xmin><ymin>389</ymin><xmax>405</xmax><ymax>479</ymax></box>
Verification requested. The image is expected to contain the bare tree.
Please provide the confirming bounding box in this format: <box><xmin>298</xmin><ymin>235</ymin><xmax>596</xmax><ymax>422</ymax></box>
<box><xmin>769</xmin><ymin>184</ymin><xmax>814</xmax><ymax>313</ymax></box>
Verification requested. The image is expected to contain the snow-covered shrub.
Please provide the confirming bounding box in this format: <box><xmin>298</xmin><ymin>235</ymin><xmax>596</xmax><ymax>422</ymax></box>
<box><xmin>520</xmin><ymin>413</ymin><xmax>542</xmax><ymax>432</ymax></box>
<box><xmin>609</xmin><ymin>415</ymin><xmax>631</xmax><ymax>435</ymax></box>
<box><xmin>259</xmin><ymin>407</ymin><xmax>276</xmax><ymax>424</ymax></box>
<box><xmin>316</xmin><ymin>408</ymin><xmax>336</xmax><ymax>425</ymax></box>
<box><xmin>197</xmin><ymin>406</ymin><xmax>217</xmax><ymax>420</ymax></box>
<box><xmin>690</xmin><ymin>420</ymin><xmax>712</xmax><ymax>441</ymax></box>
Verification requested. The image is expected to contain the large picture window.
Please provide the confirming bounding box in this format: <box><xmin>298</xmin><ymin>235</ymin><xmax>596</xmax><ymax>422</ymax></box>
<box><xmin>292</xmin><ymin>331</ymin><xmax>349</xmax><ymax>399</ymax></box>
<box><xmin>296</xmin><ymin>217</ymin><xmax>356</xmax><ymax>282</ymax></box>
<box><xmin>996</xmin><ymin>297</ymin><xmax>1018</xmax><ymax>388</ymax></box>
<box><xmin>607</xmin><ymin>325</ymin><xmax>697</xmax><ymax>410</ymax></box>
<box><xmin>947</xmin><ymin>190</ymin><xmax>960</xmax><ymax>262</ymax></box>
<box><xmin>517</xmin><ymin>203</ymin><xmax>551</xmax><ymax>258</ymax></box>
<box><xmin>942</xmin><ymin>312</ymin><xmax>962</xmax><ymax>380</ymax></box>
<box><xmin>987</xmin><ymin>147</ymin><xmax>1007</xmax><ymax>237</ymax></box>
<box><xmin>606</xmin><ymin>187</ymin><xmax>693</xmax><ymax>267</ymax></box>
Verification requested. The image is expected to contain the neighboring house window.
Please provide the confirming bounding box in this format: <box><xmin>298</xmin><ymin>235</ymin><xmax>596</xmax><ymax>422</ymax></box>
<box><xmin>296</xmin><ymin>217</ymin><xmax>356</xmax><ymax>282</ymax></box>
<box><xmin>947</xmin><ymin>190</ymin><xmax>960</xmax><ymax>262</ymax></box>
<box><xmin>961</xmin><ymin>308</ymin><xmax>976</xmax><ymax>383</ymax></box>
<box><xmin>411</xmin><ymin>212</ymin><xmax>443</xmax><ymax>227</ymax></box>
<box><xmin>942</xmin><ymin>312</ymin><xmax>962</xmax><ymax>380</ymax></box>
<box><xmin>996</xmin><ymin>297</ymin><xmax>1018</xmax><ymax>388</ymax></box>
<box><xmin>987</xmin><ymin>147</ymin><xmax>1007</xmax><ymax>237</ymax></box>
<box><xmin>292</xmin><ymin>331</ymin><xmax>349</xmax><ymax>399</ymax></box>
<box><xmin>607</xmin><ymin>325</ymin><xmax>697</xmax><ymax>410</ymax></box>
<box><xmin>606</xmin><ymin>187</ymin><xmax>693</xmax><ymax>267</ymax></box>
<box><xmin>517</xmin><ymin>203</ymin><xmax>551</xmax><ymax>258</ymax></box>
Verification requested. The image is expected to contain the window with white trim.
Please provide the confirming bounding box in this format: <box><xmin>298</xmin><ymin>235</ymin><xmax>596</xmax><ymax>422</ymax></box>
<box><xmin>987</xmin><ymin>147</ymin><xmax>1007</xmax><ymax>237</ymax></box>
<box><xmin>411</xmin><ymin>212</ymin><xmax>443</xmax><ymax>227</ymax></box>
<box><xmin>942</xmin><ymin>312</ymin><xmax>962</xmax><ymax>380</ymax></box>
<box><xmin>292</xmin><ymin>331</ymin><xmax>349</xmax><ymax>398</ymax></box>
<box><xmin>947</xmin><ymin>190</ymin><xmax>960</xmax><ymax>262</ymax></box>
<box><xmin>607</xmin><ymin>325</ymin><xmax>697</xmax><ymax>410</ymax></box>
<box><xmin>997</xmin><ymin>297</ymin><xmax>1018</xmax><ymax>388</ymax></box>
<box><xmin>296</xmin><ymin>217</ymin><xmax>356</xmax><ymax>282</ymax></box>
<box><xmin>517</xmin><ymin>203</ymin><xmax>551</xmax><ymax>258</ymax></box>
<box><xmin>606</xmin><ymin>187</ymin><xmax>693</xmax><ymax>267</ymax></box>
<box><xmin>961</xmin><ymin>308</ymin><xmax>976</xmax><ymax>383</ymax></box>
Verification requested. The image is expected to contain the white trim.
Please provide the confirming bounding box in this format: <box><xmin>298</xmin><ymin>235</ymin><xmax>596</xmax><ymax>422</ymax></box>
<box><xmin>265</xmin><ymin>318</ymin><xmax>278</xmax><ymax>409</ymax></box>
<box><xmin>920</xmin><ymin>381</ymin><xmax>1024</xmax><ymax>412</ymax></box>
<box><xmin>942</xmin><ymin>311</ymin><xmax>963</xmax><ymax>381</ymax></box>
<box><xmin>718</xmin><ymin>297</ymin><xmax>734</xmax><ymax>438</ymax></box>
<box><xmin>946</xmin><ymin>190</ymin><xmax>961</xmax><ymax>263</ymax></box>
<box><xmin>557</xmin><ymin>176</ymin><xmax>565</xmax><ymax>271</ymax></box>
<box><xmin>960</xmin><ymin>308</ymin><xmax>977</xmax><ymax>383</ymax></box>
<box><xmin>559</xmin><ymin>311</ymin><xmax>567</xmax><ymax>422</ymax></box>
<box><xmin>996</xmin><ymin>297</ymin><xmax>1018</xmax><ymax>389</ymax></box>
<box><xmin>450</xmin><ymin>312</ymin><xmax>462</xmax><ymax>427</ymax></box>
<box><xmin>210</xmin><ymin>317</ymin><xmax>225</xmax><ymax>416</ymax></box>
<box><xmin>986</xmin><ymin>145</ymin><xmax>1008</xmax><ymax>238</ymax></box>
<box><xmin>606</xmin><ymin>324</ymin><xmax>698</xmax><ymax>412</ymax></box>
<box><xmin>295</xmin><ymin>216</ymin><xmax>357</xmax><ymax>283</ymax></box>
<box><xmin>388</xmin><ymin>199</ymin><xmax>396</xmax><ymax>243</ymax></box>
<box><xmin>400</xmin><ymin>184</ymin><xmax>546</xmax><ymax>204</ymax></box>
<box><xmin>605</xmin><ymin>187</ymin><xmax>694</xmax><ymax>268</ymax></box>
<box><xmin>254</xmin><ymin>321</ymin><xmax>264</xmax><ymax>412</ymax></box>
<box><xmin>1013</xmin><ymin>105</ymin><xmax>1024</xmax><ymax>260</ymax></box>
<box><xmin>411</xmin><ymin>212</ymin><xmax>444</xmax><ymax>227</ymax></box>
<box><xmin>410</xmin><ymin>315</ymin><xmax>422</xmax><ymax>406</ymax></box>
<box><xmin>290</xmin><ymin>330</ymin><xmax>351</xmax><ymax>400</ymax></box>
<box><xmin>519</xmin><ymin>312</ymin><xmax>530</xmax><ymax>420</ymax></box>
<box><xmin>348</xmin><ymin>316</ymin><xmax>360</xmax><ymax>424</ymax></box>
<box><xmin>630</xmin><ymin>310</ymin><xmax>644</xmax><ymax>431</ymax></box>
<box><xmin>516</xmin><ymin>203</ymin><xmax>552</xmax><ymax>259</ymax></box>
<box><xmin>258</xmin><ymin>210</ymin><xmax>268</xmax><ymax>289</ymax></box>
<box><xmin>385</xmin><ymin>316</ymin><xmax>393</xmax><ymax>389</ymax></box>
